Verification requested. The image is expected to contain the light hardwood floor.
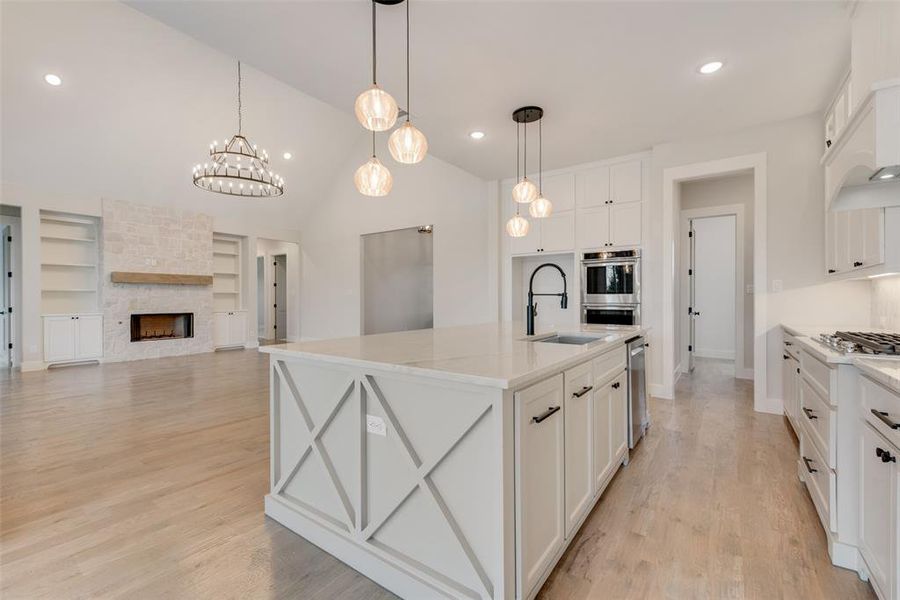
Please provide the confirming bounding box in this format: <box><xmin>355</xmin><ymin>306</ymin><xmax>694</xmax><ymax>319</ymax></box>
<box><xmin>0</xmin><ymin>354</ymin><xmax>875</xmax><ymax>599</ymax></box>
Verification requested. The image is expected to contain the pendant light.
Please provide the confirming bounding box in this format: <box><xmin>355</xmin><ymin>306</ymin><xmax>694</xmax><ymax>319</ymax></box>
<box><xmin>355</xmin><ymin>131</ymin><xmax>393</xmax><ymax>196</ymax></box>
<box><xmin>192</xmin><ymin>61</ymin><xmax>284</xmax><ymax>197</ymax></box>
<box><xmin>529</xmin><ymin>117</ymin><xmax>553</xmax><ymax>218</ymax></box>
<box><xmin>388</xmin><ymin>0</ymin><xmax>427</xmax><ymax>164</ymax></box>
<box><xmin>511</xmin><ymin>108</ymin><xmax>539</xmax><ymax>204</ymax></box>
<box><xmin>355</xmin><ymin>1</ymin><xmax>399</xmax><ymax>132</ymax></box>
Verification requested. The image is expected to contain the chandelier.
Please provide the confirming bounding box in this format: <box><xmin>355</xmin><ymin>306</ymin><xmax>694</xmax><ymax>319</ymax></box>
<box><xmin>192</xmin><ymin>61</ymin><xmax>284</xmax><ymax>198</ymax></box>
<box><xmin>507</xmin><ymin>106</ymin><xmax>553</xmax><ymax>237</ymax></box>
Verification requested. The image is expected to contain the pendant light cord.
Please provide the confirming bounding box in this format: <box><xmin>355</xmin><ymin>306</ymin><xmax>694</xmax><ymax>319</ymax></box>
<box><xmin>372</xmin><ymin>130</ymin><xmax>376</xmax><ymax>158</ymax></box>
<box><xmin>372</xmin><ymin>1</ymin><xmax>377</xmax><ymax>85</ymax></box>
<box><xmin>406</xmin><ymin>0</ymin><xmax>410</xmax><ymax>121</ymax></box>
<box><xmin>515</xmin><ymin>122</ymin><xmax>520</xmax><ymax>215</ymax></box>
<box><xmin>539</xmin><ymin>118</ymin><xmax>542</xmax><ymax>193</ymax></box>
<box><xmin>523</xmin><ymin>118</ymin><xmax>527</xmax><ymax>181</ymax></box>
<box><xmin>237</xmin><ymin>61</ymin><xmax>242</xmax><ymax>135</ymax></box>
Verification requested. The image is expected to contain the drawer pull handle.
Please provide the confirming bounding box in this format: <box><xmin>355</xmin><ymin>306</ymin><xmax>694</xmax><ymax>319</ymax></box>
<box><xmin>802</xmin><ymin>456</ymin><xmax>817</xmax><ymax>474</ymax></box>
<box><xmin>611</xmin><ymin>382</ymin><xmax>621</xmax><ymax>390</ymax></box>
<box><xmin>785</xmin><ymin>341</ymin><xmax>793</xmax><ymax>346</ymax></box>
<box><xmin>532</xmin><ymin>406</ymin><xmax>561</xmax><ymax>424</ymax></box>
<box><xmin>802</xmin><ymin>407</ymin><xmax>817</xmax><ymax>420</ymax></box>
<box><xmin>783</xmin><ymin>354</ymin><xmax>789</xmax><ymax>360</ymax></box>
<box><xmin>876</xmin><ymin>447</ymin><xmax>897</xmax><ymax>463</ymax></box>
<box><xmin>871</xmin><ymin>409</ymin><xmax>900</xmax><ymax>430</ymax></box>
<box><xmin>573</xmin><ymin>385</ymin><xmax>593</xmax><ymax>398</ymax></box>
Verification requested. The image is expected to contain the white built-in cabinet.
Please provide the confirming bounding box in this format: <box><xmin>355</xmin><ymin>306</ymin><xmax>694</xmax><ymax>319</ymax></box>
<box><xmin>826</xmin><ymin>207</ymin><xmax>885</xmax><ymax>275</ymax></box>
<box><xmin>516</xmin><ymin>347</ymin><xmax>629</xmax><ymax>599</ymax></box>
<box><xmin>213</xmin><ymin>310</ymin><xmax>247</xmax><ymax>349</ymax></box>
<box><xmin>42</xmin><ymin>314</ymin><xmax>103</xmax><ymax>364</ymax></box>
<box><xmin>508</xmin><ymin>158</ymin><xmax>643</xmax><ymax>256</ymax></box>
<box><xmin>859</xmin><ymin>422</ymin><xmax>895</xmax><ymax>600</ymax></box>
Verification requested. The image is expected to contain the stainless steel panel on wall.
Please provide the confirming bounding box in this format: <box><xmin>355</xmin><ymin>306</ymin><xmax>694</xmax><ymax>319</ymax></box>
<box><xmin>362</xmin><ymin>226</ymin><xmax>433</xmax><ymax>335</ymax></box>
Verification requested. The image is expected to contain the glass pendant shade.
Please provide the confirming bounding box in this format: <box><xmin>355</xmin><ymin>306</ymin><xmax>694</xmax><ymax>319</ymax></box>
<box><xmin>506</xmin><ymin>214</ymin><xmax>530</xmax><ymax>237</ymax></box>
<box><xmin>354</xmin><ymin>156</ymin><xmax>393</xmax><ymax>197</ymax></box>
<box><xmin>355</xmin><ymin>84</ymin><xmax>399</xmax><ymax>132</ymax></box>
<box><xmin>512</xmin><ymin>177</ymin><xmax>538</xmax><ymax>204</ymax></box>
<box><xmin>388</xmin><ymin>121</ymin><xmax>428</xmax><ymax>164</ymax></box>
<box><xmin>529</xmin><ymin>195</ymin><xmax>553</xmax><ymax>218</ymax></box>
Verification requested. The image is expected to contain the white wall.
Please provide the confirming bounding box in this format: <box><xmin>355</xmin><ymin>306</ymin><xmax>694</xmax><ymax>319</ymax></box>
<box><xmin>691</xmin><ymin>216</ymin><xmax>736</xmax><ymax>359</ymax></box>
<box><xmin>648</xmin><ymin>114</ymin><xmax>873</xmax><ymax>403</ymax></box>
<box><xmin>511</xmin><ymin>254</ymin><xmax>577</xmax><ymax>332</ymax></box>
<box><xmin>257</xmin><ymin>239</ymin><xmax>301</xmax><ymax>342</ymax></box>
<box><xmin>298</xmin><ymin>136</ymin><xmax>494</xmax><ymax>341</ymax></box>
<box><xmin>681</xmin><ymin>173</ymin><xmax>754</xmax><ymax>371</ymax></box>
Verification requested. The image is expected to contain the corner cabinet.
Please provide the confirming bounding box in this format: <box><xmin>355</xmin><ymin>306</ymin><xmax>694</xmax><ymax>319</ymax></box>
<box><xmin>42</xmin><ymin>314</ymin><xmax>103</xmax><ymax>365</ymax></box>
<box><xmin>213</xmin><ymin>310</ymin><xmax>247</xmax><ymax>349</ymax></box>
<box><xmin>516</xmin><ymin>346</ymin><xmax>630</xmax><ymax>599</ymax></box>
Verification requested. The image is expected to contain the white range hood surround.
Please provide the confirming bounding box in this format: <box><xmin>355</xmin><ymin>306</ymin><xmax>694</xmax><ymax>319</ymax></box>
<box><xmin>827</xmin><ymin>80</ymin><xmax>900</xmax><ymax>211</ymax></box>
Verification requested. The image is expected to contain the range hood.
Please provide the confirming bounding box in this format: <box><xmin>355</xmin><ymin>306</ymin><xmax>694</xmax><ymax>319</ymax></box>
<box><xmin>827</xmin><ymin>80</ymin><xmax>900</xmax><ymax>211</ymax></box>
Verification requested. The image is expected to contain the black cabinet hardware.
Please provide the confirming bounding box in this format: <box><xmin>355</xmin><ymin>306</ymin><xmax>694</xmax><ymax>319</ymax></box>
<box><xmin>573</xmin><ymin>385</ymin><xmax>593</xmax><ymax>398</ymax></box>
<box><xmin>871</xmin><ymin>409</ymin><xmax>900</xmax><ymax>430</ymax></box>
<box><xmin>802</xmin><ymin>407</ymin><xmax>817</xmax><ymax>420</ymax></box>
<box><xmin>783</xmin><ymin>354</ymin><xmax>789</xmax><ymax>360</ymax></box>
<box><xmin>853</xmin><ymin>261</ymin><xmax>863</xmax><ymax>267</ymax></box>
<box><xmin>532</xmin><ymin>406</ymin><xmax>561</xmax><ymax>424</ymax></box>
<box><xmin>796</xmin><ymin>368</ymin><xmax>800</xmax><ymax>374</ymax></box>
<box><xmin>785</xmin><ymin>341</ymin><xmax>793</xmax><ymax>346</ymax></box>
<box><xmin>802</xmin><ymin>456</ymin><xmax>817</xmax><ymax>473</ymax></box>
<box><xmin>611</xmin><ymin>382</ymin><xmax>621</xmax><ymax>389</ymax></box>
<box><xmin>827</xmin><ymin>269</ymin><xmax>836</xmax><ymax>274</ymax></box>
<box><xmin>876</xmin><ymin>447</ymin><xmax>897</xmax><ymax>463</ymax></box>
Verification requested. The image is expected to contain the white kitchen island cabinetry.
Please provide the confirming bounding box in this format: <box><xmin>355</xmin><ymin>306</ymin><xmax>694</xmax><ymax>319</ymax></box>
<box><xmin>260</xmin><ymin>323</ymin><xmax>643</xmax><ymax>600</ymax></box>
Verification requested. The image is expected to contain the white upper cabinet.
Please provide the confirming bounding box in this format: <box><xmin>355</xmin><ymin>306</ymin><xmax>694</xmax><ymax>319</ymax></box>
<box><xmin>609</xmin><ymin>161</ymin><xmax>642</xmax><ymax>205</ymax></box>
<box><xmin>577</xmin><ymin>166</ymin><xmax>610</xmax><ymax>208</ymax></box>
<box><xmin>609</xmin><ymin>203</ymin><xmax>642</xmax><ymax>247</ymax></box>
<box><xmin>540</xmin><ymin>212</ymin><xmax>575</xmax><ymax>253</ymax></box>
<box><xmin>826</xmin><ymin>207</ymin><xmax>885</xmax><ymax>276</ymax></box>
<box><xmin>576</xmin><ymin>206</ymin><xmax>611</xmax><ymax>250</ymax></box>
<box><xmin>541</xmin><ymin>173</ymin><xmax>576</xmax><ymax>213</ymax></box>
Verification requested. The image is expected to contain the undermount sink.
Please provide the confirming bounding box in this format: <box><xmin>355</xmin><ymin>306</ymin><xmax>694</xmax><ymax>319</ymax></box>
<box><xmin>533</xmin><ymin>333</ymin><xmax>616</xmax><ymax>346</ymax></box>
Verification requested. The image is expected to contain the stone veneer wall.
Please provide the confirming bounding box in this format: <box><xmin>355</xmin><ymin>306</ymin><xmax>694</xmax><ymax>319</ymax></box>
<box><xmin>102</xmin><ymin>199</ymin><xmax>214</xmax><ymax>361</ymax></box>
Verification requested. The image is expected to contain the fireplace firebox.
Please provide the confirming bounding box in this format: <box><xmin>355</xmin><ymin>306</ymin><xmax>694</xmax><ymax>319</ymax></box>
<box><xmin>130</xmin><ymin>313</ymin><xmax>194</xmax><ymax>342</ymax></box>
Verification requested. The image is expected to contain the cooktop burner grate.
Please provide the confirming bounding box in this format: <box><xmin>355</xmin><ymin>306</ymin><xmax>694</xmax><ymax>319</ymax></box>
<box><xmin>835</xmin><ymin>331</ymin><xmax>900</xmax><ymax>355</ymax></box>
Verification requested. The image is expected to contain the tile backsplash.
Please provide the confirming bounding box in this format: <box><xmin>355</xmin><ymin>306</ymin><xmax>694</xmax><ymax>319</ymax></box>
<box><xmin>871</xmin><ymin>275</ymin><xmax>900</xmax><ymax>331</ymax></box>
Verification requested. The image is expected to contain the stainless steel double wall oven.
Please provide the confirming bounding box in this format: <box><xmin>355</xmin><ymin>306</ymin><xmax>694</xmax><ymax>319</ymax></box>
<box><xmin>581</xmin><ymin>249</ymin><xmax>641</xmax><ymax>326</ymax></box>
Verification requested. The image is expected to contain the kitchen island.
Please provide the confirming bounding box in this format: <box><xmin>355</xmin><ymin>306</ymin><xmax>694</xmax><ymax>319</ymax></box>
<box><xmin>259</xmin><ymin>323</ymin><xmax>646</xmax><ymax>600</ymax></box>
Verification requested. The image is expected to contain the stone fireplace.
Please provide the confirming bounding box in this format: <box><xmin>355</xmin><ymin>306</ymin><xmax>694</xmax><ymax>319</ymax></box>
<box><xmin>130</xmin><ymin>313</ymin><xmax>194</xmax><ymax>342</ymax></box>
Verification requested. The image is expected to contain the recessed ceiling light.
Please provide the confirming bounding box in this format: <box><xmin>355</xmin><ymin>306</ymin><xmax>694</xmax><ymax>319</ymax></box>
<box><xmin>469</xmin><ymin>131</ymin><xmax>485</xmax><ymax>140</ymax></box>
<box><xmin>283</xmin><ymin>152</ymin><xmax>292</xmax><ymax>160</ymax></box>
<box><xmin>879</xmin><ymin>173</ymin><xmax>895</xmax><ymax>180</ymax></box>
<box><xmin>44</xmin><ymin>73</ymin><xmax>62</xmax><ymax>86</ymax></box>
<box><xmin>698</xmin><ymin>61</ymin><xmax>723</xmax><ymax>75</ymax></box>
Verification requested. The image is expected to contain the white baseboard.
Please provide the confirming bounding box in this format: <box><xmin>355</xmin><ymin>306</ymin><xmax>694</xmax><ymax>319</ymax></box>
<box><xmin>735</xmin><ymin>367</ymin><xmax>754</xmax><ymax>380</ymax></box>
<box><xmin>20</xmin><ymin>360</ymin><xmax>47</xmax><ymax>372</ymax></box>
<box><xmin>244</xmin><ymin>340</ymin><xmax>260</xmax><ymax>349</ymax></box>
<box><xmin>694</xmin><ymin>349</ymin><xmax>735</xmax><ymax>360</ymax></box>
<box><xmin>755</xmin><ymin>397</ymin><xmax>784</xmax><ymax>415</ymax></box>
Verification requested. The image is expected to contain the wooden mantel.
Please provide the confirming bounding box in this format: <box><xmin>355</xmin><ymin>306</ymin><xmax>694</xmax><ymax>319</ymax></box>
<box><xmin>110</xmin><ymin>272</ymin><xmax>213</xmax><ymax>285</ymax></box>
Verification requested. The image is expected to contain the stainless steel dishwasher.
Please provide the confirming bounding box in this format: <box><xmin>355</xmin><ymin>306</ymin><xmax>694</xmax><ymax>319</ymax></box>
<box><xmin>626</xmin><ymin>336</ymin><xmax>648</xmax><ymax>448</ymax></box>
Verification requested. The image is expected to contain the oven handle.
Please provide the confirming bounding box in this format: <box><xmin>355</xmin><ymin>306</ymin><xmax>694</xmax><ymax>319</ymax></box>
<box><xmin>582</xmin><ymin>260</ymin><xmax>638</xmax><ymax>268</ymax></box>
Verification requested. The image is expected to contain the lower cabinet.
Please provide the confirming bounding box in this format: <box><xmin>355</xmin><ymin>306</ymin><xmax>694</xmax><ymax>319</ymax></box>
<box><xmin>782</xmin><ymin>350</ymin><xmax>800</xmax><ymax>433</ymax></box>
<box><xmin>43</xmin><ymin>314</ymin><xmax>103</xmax><ymax>364</ymax></box>
<box><xmin>859</xmin><ymin>422</ymin><xmax>896</xmax><ymax>600</ymax></box>
<box><xmin>213</xmin><ymin>310</ymin><xmax>247</xmax><ymax>348</ymax></box>
<box><xmin>517</xmin><ymin>374</ymin><xmax>565</xmax><ymax>596</ymax></box>
<box><xmin>564</xmin><ymin>361</ymin><xmax>594</xmax><ymax>536</ymax></box>
<box><xmin>610</xmin><ymin>371</ymin><xmax>628</xmax><ymax>461</ymax></box>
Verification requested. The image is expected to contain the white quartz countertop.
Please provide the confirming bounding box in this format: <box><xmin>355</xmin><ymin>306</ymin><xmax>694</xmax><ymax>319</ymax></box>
<box><xmin>854</xmin><ymin>359</ymin><xmax>900</xmax><ymax>393</ymax></box>
<box><xmin>259</xmin><ymin>322</ymin><xmax>647</xmax><ymax>389</ymax></box>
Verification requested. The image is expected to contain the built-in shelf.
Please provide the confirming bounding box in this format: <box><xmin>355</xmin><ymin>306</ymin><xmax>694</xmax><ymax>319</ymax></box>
<box><xmin>41</xmin><ymin>235</ymin><xmax>96</xmax><ymax>243</ymax></box>
<box><xmin>213</xmin><ymin>234</ymin><xmax>243</xmax><ymax>312</ymax></box>
<box><xmin>40</xmin><ymin>211</ymin><xmax>100</xmax><ymax>314</ymax></box>
<box><xmin>42</xmin><ymin>288</ymin><xmax>98</xmax><ymax>293</ymax></box>
<box><xmin>213</xmin><ymin>290</ymin><xmax>239</xmax><ymax>295</ymax></box>
<box><xmin>213</xmin><ymin>271</ymin><xmax>238</xmax><ymax>276</ymax></box>
<box><xmin>213</xmin><ymin>251</ymin><xmax>239</xmax><ymax>256</ymax></box>
<box><xmin>42</xmin><ymin>263</ymin><xmax>97</xmax><ymax>268</ymax></box>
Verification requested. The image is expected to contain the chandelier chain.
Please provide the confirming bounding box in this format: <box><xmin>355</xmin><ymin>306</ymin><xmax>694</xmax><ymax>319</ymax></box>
<box><xmin>237</xmin><ymin>61</ymin><xmax>243</xmax><ymax>135</ymax></box>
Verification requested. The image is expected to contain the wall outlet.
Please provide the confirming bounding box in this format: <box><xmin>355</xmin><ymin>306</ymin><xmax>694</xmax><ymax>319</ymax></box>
<box><xmin>771</xmin><ymin>279</ymin><xmax>783</xmax><ymax>293</ymax></box>
<box><xmin>366</xmin><ymin>414</ymin><xmax>386</xmax><ymax>437</ymax></box>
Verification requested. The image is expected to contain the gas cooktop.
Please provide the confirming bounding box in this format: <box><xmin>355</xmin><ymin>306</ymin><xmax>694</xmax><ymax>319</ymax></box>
<box><xmin>817</xmin><ymin>331</ymin><xmax>900</xmax><ymax>355</ymax></box>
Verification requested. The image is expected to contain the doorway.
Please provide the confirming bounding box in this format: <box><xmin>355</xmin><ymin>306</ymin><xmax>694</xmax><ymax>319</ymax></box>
<box><xmin>0</xmin><ymin>205</ymin><xmax>21</xmax><ymax>370</ymax></box>
<box><xmin>684</xmin><ymin>215</ymin><xmax>737</xmax><ymax>376</ymax></box>
<box><xmin>1</xmin><ymin>224</ymin><xmax>11</xmax><ymax>369</ymax></box>
<box><xmin>256</xmin><ymin>256</ymin><xmax>265</xmax><ymax>338</ymax></box>
<box><xmin>256</xmin><ymin>238</ymin><xmax>299</xmax><ymax>344</ymax></box>
<box><xmin>273</xmin><ymin>254</ymin><xmax>287</xmax><ymax>342</ymax></box>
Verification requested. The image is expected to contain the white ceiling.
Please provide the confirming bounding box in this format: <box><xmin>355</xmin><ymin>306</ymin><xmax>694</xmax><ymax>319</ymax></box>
<box><xmin>128</xmin><ymin>0</ymin><xmax>851</xmax><ymax>180</ymax></box>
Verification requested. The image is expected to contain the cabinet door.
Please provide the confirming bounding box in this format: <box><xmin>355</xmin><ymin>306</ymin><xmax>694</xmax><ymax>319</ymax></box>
<box><xmin>229</xmin><ymin>312</ymin><xmax>247</xmax><ymax>346</ymax></box>
<box><xmin>577</xmin><ymin>166</ymin><xmax>610</xmax><ymax>208</ymax></box>
<box><xmin>592</xmin><ymin>379</ymin><xmax>613</xmax><ymax>493</ymax></box>
<box><xmin>782</xmin><ymin>354</ymin><xmax>794</xmax><ymax>420</ymax></box>
<box><xmin>859</xmin><ymin>424</ymin><xmax>893</xmax><ymax>596</ymax></box>
<box><xmin>213</xmin><ymin>312</ymin><xmax>230</xmax><ymax>347</ymax></box>
<box><xmin>43</xmin><ymin>317</ymin><xmax>76</xmax><ymax>362</ymax></box>
<box><xmin>564</xmin><ymin>362</ymin><xmax>594</xmax><ymax>536</ymax></box>
<box><xmin>609</xmin><ymin>203</ymin><xmax>642</xmax><ymax>247</ymax></box>
<box><xmin>517</xmin><ymin>374</ymin><xmax>565</xmax><ymax>596</ymax></box>
<box><xmin>848</xmin><ymin>209</ymin><xmax>866</xmax><ymax>270</ymax></box>
<box><xmin>510</xmin><ymin>213</ymin><xmax>541</xmax><ymax>255</ymax></box>
<box><xmin>861</xmin><ymin>208</ymin><xmax>885</xmax><ymax>268</ymax></box>
<box><xmin>825</xmin><ymin>210</ymin><xmax>839</xmax><ymax>274</ymax></box>
<box><xmin>610</xmin><ymin>372</ymin><xmax>628</xmax><ymax>461</ymax></box>
<box><xmin>540</xmin><ymin>211</ymin><xmax>575</xmax><ymax>253</ymax></box>
<box><xmin>610</xmin><ymin>161</ymin><xmax>642</xmax><ymax>204</ymax></box>
<box><xmin>789</xmin><ymin>356</ymin><xmax>800</xmax><ymax>422</ymax></box>
<box><xmin>576</xmin><ymin>206</ymin><xmax>610</xmax><ymax>250</ymax></box>
<box><xmin>75</xmin><ymin>315</ymin><xmax>103</xmax><ymax>359</ymax></box>
<box><xmin>833</xmin><ymin>210</ymin><xmax>851</xmax><ymax>273</ymax></box>
<box><xmin>542</xmin><ymin>173</ymin><xmax>576</xmax><ymax>213</ymax></box>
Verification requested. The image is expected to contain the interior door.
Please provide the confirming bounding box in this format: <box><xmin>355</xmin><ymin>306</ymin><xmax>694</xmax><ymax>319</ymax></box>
<box><xmin>0</xmin><ymin>226</ymin><xmax>10</xmax><ymax>367</ymax></box>
<box><xmin>687</xmin><ymin>220</ymin><xmax>697</xmax><ymax>373</ymax></box>
<box><xmin>273</xmin><ymin>255</ymin><xmax>287</xmax><ymax>340</ymax></box>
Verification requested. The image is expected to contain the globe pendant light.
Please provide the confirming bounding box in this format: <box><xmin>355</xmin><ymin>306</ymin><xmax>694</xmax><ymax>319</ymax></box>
<box><xmin>529</xmin><ymin>117</ymin><xmax>553</xmax><ymax>218</ymax></box>
<box><xmin>192</xmin><ymin>62</ymin><xmax>284</xmax><ymax>197</ymax></box>
<box><xmin>355</xmin><ymin>132</ymin><xmax>393</xmax><ymax>196</ymax></box>
<box><xmin>388</xmin><ymin>1</ymin><xmax>427</xmax><ymax>164</ymax></box>
<box><xmin>512</xmin><ymin>115</ymin><xmax>538</xmax><ymax>204</ymax></box>
<box><xmin>355</xmin><ymin>1</ymin><xmax>399</xmax><ymax>132</ymax></box>
<box><xmin>506</xmin><ymin>213</ymin><xmax>530</xmax><ymax>237</ymax></box>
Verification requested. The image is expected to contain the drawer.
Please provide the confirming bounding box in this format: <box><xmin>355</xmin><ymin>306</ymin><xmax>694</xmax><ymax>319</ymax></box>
<box><xmin>861</xmin><ymin>374</ymin><xmax>900</xmax><ymax>450</ymax></box>
<box><xmin>799</xmin><ymin>427</ymin><xmax>837</xmax><ymax>534</ymax></box>
<box><xmin>592</xmin><ymin>347</ymin><xmax>626</xmax><ymax>386</ymax></box>
<box><xmin>800</xmin><ymin>349</ymin><xmax>834</xmax><ymax>405</ymax></box>
<box><xmin>564</xmin><ymin>360</ymin><xmax>593</xmax><ymax>400</ymax></box>
<box><xmin>799</xmin><ymin>377</ymin><xmax>836</xmax><ymax>469</ymax></box>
